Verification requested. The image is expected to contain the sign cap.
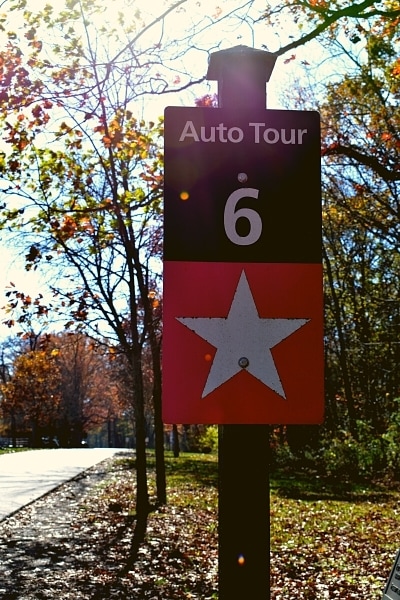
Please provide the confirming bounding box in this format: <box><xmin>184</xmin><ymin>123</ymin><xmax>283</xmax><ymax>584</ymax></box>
<box><xmin>207</xmin><ymin>45</ymin><xmax>277</xmax><ymax>83</ymax></box>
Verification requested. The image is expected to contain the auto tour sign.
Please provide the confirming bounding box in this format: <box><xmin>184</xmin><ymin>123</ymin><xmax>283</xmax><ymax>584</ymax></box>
<box><xmin>163</xmin><ymin>106</ymin><xmax>324</xmax><ymax>425</ymax></box>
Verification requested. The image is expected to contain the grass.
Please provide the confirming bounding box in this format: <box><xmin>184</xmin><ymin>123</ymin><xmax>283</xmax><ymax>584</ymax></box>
<box><xmin>116</xmin><ymin>450</ymin><xmax>218</xmax><ymax>509</ymax></box>
<box><xmin>269</xmin><ymin>490</ymin><xmax>396</xmax><ymax>597</ymax></box>
<box><xmin>144</xmin><ymin>451</ymin><xmax>398</xmax><ymax>598</ymax></box>
<box><xmin>0</xmin><ymin>446</ymin><xmax>31</xmax><ymax>454</ymax></box>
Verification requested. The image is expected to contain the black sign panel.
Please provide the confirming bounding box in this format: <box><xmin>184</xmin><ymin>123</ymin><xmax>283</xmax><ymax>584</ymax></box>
<box><xmin>383</xmin><ymin>550</ymin><xmax>400</xmax><ymax>600</ymax></box>
<box><xmin>164</xmin><ymin>106</ymin><xmax>321</xmax><ymax>264</ymax></box>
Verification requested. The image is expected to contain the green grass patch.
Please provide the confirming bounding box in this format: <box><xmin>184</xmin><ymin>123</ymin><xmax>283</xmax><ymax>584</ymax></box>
<box><xmin>0</xmin><ymin>447</ymin><xmax>32</xmax><ymax>454</ymax></box>
<box><xmin>163</xmin><ymin>451</ymin><xmax>218</xmax><ymax>512</ymax></box>
<box><xmin>163</xmin><ymin>450</ymin><xmax>218</xmax><ymax>488</ymax></box>
<box><xmin>115</xmin><ymin>450</ymin><xmax>218</xmax><ymax>511</ymax></box>
<box><xmin>270</xmin><ymin>466</ymin><xmax>396</xmax><ymax>502</ymax></box>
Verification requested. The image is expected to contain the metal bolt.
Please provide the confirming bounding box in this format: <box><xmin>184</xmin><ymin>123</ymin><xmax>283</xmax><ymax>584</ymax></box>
<box><xmin>238</xmin><ymin>357</ymin><xmax>249</xmax><ymax>368</ymax></box>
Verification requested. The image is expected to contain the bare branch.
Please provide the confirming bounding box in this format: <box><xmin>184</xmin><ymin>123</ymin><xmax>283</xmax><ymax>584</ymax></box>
<box><xmin>266</xmin><ymin>0</ymin><xmax>400</xmax><ymax>57</ymax></box>
<box><xmin>323</xmin><ymin>143</ymin><xmax>400</xmax><ymax>182</ymax></box>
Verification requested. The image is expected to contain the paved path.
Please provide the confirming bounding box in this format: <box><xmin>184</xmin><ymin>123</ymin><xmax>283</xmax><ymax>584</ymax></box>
<box><xmin>0</xmin><ymin>448</ymin><xmax>128</xmax><ymax>520</ymax></box>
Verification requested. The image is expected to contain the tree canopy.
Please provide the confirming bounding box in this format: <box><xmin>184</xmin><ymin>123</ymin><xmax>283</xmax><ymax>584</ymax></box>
<box><xmin>261</xmin><ymin>0</ymin><xmax>400</xmax><ymax>55</ymax></box>
<box><xmin>0</xmin><ymin>0</ymin><xmax>400</xmax><ymax>563</ymax></box>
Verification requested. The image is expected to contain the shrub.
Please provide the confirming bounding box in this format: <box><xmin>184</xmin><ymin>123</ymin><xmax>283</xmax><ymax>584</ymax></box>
<box><xmin>382</xmin><ymin>398</ymin><xmax>400</xmax><ymax>479</ymax></box>
<box><xmin>197</xmin><ymin>425</ymin><xmax>218</xmax><ymax>454</ymax></box>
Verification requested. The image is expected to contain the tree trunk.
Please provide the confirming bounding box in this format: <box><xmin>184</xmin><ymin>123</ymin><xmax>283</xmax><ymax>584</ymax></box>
<box><xmin>172</xmin><ymin>424</ymin><xmax>180</xmax><ymax>458</ymax></box>
<box><xmin>134</xmin><ymin>402</ymin><xmax>149</xmax><ymax>517</ymax></box>
<box><xmin>122</xmin><ymin>344</ymin><xmax>150</xmax><ymax>561</ymax></box>
<box><xmin>323</xmin><ymin>246</ymin><xmax>358</xmax><ymax>438</ymax></box>
<box><xmin>150</xmin><ymin>335</ymin><xmax>167</xmax><ymax>505</ymax></box>
<box><xmin>11</xmin><ymin>412</ymin><xmax>17</xmax><ymax>448</ymax></box>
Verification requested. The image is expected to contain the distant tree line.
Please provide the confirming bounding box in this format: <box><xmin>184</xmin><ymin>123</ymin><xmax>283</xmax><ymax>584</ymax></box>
<box><xmin>0</xmin><ymin>333</ymin><xmax>130</xmax><ymax>448</ymax></box>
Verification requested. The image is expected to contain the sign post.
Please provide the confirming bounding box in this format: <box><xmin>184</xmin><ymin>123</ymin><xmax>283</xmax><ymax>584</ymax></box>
<box><xmin>163</xmin><ymin>45</ymin><xmax>323</xmax><ymax>599</ymax></box>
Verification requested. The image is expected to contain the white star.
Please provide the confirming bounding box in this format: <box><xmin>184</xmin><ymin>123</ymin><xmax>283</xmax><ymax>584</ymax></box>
<box><xmin>177</xmin><ymin>271</ymin><xmax>309</xmax><ymax>399</ymax></box>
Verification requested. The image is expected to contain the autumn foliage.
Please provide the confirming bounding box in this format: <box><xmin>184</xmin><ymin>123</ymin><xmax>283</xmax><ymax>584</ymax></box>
<box><xmin>1</xmin><ymin>348</ymin><xmax>61</xmax><ymax>446</ymax></box>
<box><xmin>0</xmin><ymin>333</ymin><xmax>128</xmax><ymax>447</ymax></box>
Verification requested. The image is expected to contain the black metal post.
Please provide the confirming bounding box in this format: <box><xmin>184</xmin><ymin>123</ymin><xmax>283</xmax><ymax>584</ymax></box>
<box><xmin>206</xmin><ymin>45</ymin><xmax>277</xmax><ymax>600</ymax></box>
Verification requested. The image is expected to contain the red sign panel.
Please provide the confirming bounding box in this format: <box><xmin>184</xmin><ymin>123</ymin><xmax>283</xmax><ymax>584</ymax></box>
<box><xmin>163</xmin><ymin>262</ymin><xmax>324</xmax><ymax>424</ymax></box>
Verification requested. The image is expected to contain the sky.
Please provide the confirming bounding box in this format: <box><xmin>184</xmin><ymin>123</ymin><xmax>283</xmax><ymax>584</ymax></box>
<box><xmin>0</xmin><ymin>0</ymin><xmax>324</xmax><ymax>339</ymax></box>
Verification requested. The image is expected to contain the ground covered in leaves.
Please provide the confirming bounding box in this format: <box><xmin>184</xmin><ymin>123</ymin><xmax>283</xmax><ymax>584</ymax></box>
<box><xmin>0</xmin><ymin>452</ymin><xmax>218</xmax><ymax>599</ymax></box>
<box><xmin>0</xmin><ymin>450</ymin><xmax>398</xmax><ymax>599</ymax></box>
<box><xmin>270</xmin><ymin>471</ymin><xmax>399</xmax><ymax>599</ymax></box>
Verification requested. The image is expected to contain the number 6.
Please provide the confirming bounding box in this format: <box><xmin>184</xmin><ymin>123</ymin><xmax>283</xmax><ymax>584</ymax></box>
<box><xmin>224</xmin><ymin>188</ymin><xmax>262</xmax><ymax>246</ymax></box>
